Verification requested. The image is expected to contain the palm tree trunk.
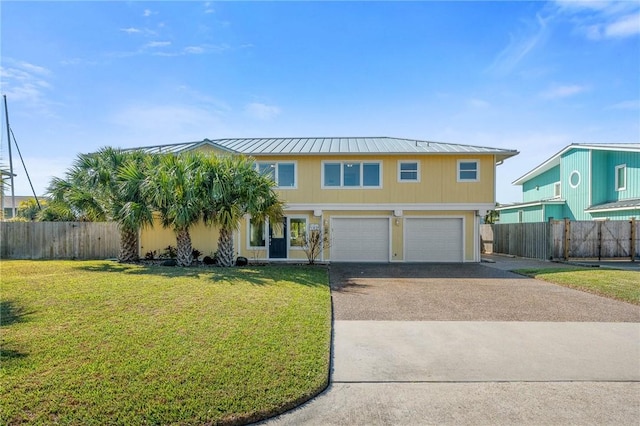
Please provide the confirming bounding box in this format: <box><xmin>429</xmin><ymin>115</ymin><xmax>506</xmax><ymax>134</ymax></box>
<box><xmin>119</xmin><ymin>227</ymin><xmax>139</xmax><ymax>263</ymax></box>
<box><xmin>217</xmin><ymin>227</ymin><xmax>235</xmax><ymax>267</ymax></box>
<box><xmin>176</xmin><ymin>228</ymin><xmax>193</xmax><ymax>267</ymax></box>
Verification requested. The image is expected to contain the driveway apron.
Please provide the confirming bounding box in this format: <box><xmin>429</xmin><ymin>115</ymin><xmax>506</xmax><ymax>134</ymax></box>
<box><xmin>262</xmin><ymin>261</ymin><xmax>640</xmax><ymax>425</ymax></box>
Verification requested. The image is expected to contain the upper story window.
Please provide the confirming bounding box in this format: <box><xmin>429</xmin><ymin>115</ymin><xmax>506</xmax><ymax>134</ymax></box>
<box><xmin>569</xmin><ymin>171</ymin><xmax>580</xmax><ymax>188</ymax></box>
<box><xmin>256</xmin><ymin>162</ymin><xmax>296</xmax><ymax>188</ymax></box>
<box><xmin>398</xmin><ymin>161</ymin><xmax>419</xmax><ymax>182</ymax></box>
<box><xmin>553</xmin><ymin>182</ymin><xmax>561</xmax><ymax>198</ymax></box>
<box><xmin>615</xmin><ymin>164</ymin><xmax>626</xmax><ymax>191</ymax></box>
<box><xmin>457</xmin><ymin>160</ymin><xmax>479</xmax><ymax>182</ymax></box>
<box><xmin>322</xmin><ymin>161</ymin><xmax>381</xmax><ymax>188</ymax></box>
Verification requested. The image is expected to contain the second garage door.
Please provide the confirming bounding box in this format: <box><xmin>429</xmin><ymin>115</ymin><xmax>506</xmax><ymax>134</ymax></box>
<box><xmin>331</xmin><ymin>218</ymin><xmax>389</xmax><ymax>262</ymax></box>
<box><xmin>405</xmin><ymin>218</ymin><xmax>463</xmax><ymax>262</ymax></box>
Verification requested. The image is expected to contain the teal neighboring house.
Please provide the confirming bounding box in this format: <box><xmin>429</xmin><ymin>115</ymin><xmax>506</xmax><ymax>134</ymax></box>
<box><xmin>497</xmin><ymin>143</ymin><xmax>640</xmax><ymax>223</ymax></box>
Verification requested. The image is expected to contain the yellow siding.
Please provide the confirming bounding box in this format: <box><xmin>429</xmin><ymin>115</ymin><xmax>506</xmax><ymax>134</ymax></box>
<box><xmin>245</xmin><ymin>154</ymin><xmax>496</xmax><ymax>204</ymax></box>
<box><xmin>140</xmin><ymin>218</ymin><xmax>220</xmax><ymax>259</ymax></box>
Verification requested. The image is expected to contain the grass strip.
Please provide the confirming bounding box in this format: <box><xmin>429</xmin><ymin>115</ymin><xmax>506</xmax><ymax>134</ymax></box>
<box><xmin>515</xmin><ymin>267</ymin><xmax>639</xmax><ymax>305</ymax></box>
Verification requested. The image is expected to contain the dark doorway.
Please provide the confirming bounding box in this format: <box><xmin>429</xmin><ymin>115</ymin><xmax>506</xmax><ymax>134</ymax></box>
<box><xmin>269</xmin><ymin>218</ymin><xmax>287</xmax><ymax>259</ymax></box>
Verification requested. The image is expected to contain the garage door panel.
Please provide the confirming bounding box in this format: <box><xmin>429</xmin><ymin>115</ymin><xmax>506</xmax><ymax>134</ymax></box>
<box><xmin>332</xmin><ymin>218</ymin><xmax>389</xmax><ymax>262</ymax></box>
<box><xmin>405</xmin><ymin>218</ymin><xmax>463</xmax><ymax>262</ymax></box>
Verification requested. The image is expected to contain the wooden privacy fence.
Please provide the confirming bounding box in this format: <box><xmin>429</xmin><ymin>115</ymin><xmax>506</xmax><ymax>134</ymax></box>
<box><xmin>1</xmin><ymin>222</ymin><xmax>120</xmax><ymax>260</ymax></box>
<box><xmin>485</xmin><ymin>219</ymin><xmax>639</xmax><ymax>261</ymax></box>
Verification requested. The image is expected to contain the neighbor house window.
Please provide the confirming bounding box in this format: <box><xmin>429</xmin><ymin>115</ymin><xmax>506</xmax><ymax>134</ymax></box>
<box><xmin>518</xmin><ymin>210</ymin><xmax>524</xmax><ymax>223</ymax></box>
<box><xmin>457</xmin><ymin>160</ymin><xmax>479</xmax><ymax>182</ymax></box>
<box><xmin>289</xmin><ymin>218</ymin><xmax>307</xmax><ymax>248</ymax></box>
<box><xmin>256</xmin><ymin>162</ymin><xmax>296</xmax><ymax>188</ymax></box>
<box><xmin>569</xmin><ymin>171</ymin><xmax>581</xmax><ymax>188</ymax></box>
<box><xmin>398</xmin><ymin>161</ymin><xmax>419</xmax><ymax>182</ymax></box>
<box><xmin>554</xmin><ymin>182</ymin><xmax>561</xmax><ymax>198</ymax></box>
<box><xmin>249</xmin><ymin>220</ymin><xmax>266</xmax><ymax>248</ymax></box>
<box><xmin>322</xmin><ymin>161</ymin><xmax>382</xmax><ymax>188</ymax></box>
<box><xmin>615</xmin><ymin>164</ymin><xmax>626</xmax><ymax>191</ymax></box>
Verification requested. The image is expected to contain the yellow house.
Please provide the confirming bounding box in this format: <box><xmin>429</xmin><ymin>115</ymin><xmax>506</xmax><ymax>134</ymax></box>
<box><xmin>135</xmin><ymin>137</ymin><xmax>518</xmax><ymax>263</ymax></box>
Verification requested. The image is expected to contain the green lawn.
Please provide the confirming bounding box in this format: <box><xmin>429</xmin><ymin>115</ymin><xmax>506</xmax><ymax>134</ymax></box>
<box><xmin>1</xmin><ymin>260</ymin><xmax>331</xmax><ymax>425</ymax></box>
<box><xmin>515</xmin><ymin>267</ymin><xmax>640</xmax><ymax>305</ymax></box>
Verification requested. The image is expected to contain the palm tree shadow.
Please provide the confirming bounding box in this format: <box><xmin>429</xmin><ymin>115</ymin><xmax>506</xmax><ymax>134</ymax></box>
<box><xmin>1</xmin><ymin>300</ymin><xmax>30</xmax><ymax>327</ymax></box>
<box><xmin>1</xmin><ymin>300</ymin><xmax>30</xmax><ymax>360</ymax></box>
<box><xmin>74</xmin><ymin>262</ymin><xmax>328</xmax><ymax>287</ymax></box>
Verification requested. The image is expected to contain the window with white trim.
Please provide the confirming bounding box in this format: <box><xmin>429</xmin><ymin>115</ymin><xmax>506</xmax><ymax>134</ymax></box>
<box><xmin>289</xmin><ymin>218</ymin><xmax>307</xmax><ymax>248</ymax></box>
<box><xmin>398</xmin><ymin>161</ymin><xmax>419</xmax><ymax>182</ymax></box>
<box><xmin>553</xmin><ymin>182</ymin><xmax>561</xmax><ymax>198</ymax></box>
<box><xmin>256</xmin><ymin>162</ymin><xmax>296</xmax><ymax>188</ymax></box>
<box><xmin>249</xmin><ymin>220</ymin><xmax>266</xmax><ymax>248</ymax></box>
<box><xmin>457</xmin><ymin>160</ymin><xmax>479</xmax><ymax>182</ymax></box>
<box><xmin>615</xmin><ymin>164</ymin><xmax>626</xmax><ymax>191</ymax></box>
<box><xmin>322</xmin><ymin>161</ymin><xmax>381</xmax><ymax>188</ymax></box>
<box><xmin>569</xmin><ymin>171</ymin><xmax>580</xmax><ymax>188</ymax></box>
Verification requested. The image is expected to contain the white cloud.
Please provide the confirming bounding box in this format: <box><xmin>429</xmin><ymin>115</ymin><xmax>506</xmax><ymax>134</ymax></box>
<box><xmin>245</xmin><ymin>103</ymin><xmax>281</xmax><ymax>121</ymax></box>
<box><xmin>467</xmin><ymin>98</ymin><xmax>490</xmax><ymax>109</ymax></box>
<box><xmin>120</xmin><ymin>27</ymin><xmax>142</xmax><ymax>34</ymax></box>
<box><xmin>487</xmin><ymin>14</ymin><xmax>550</xmax><ymax>75</ymax></box>
<box><xmin>144</xmin><ymin>41</ymin><xmax>171</xmax><ymax>48</ymax></box>
<box><xmin>540</xmin><ymin>84</ymin><xmax>588</xmax><ymax>99</ymax></box>
<box><xmin>606</xmin><ymin>100</ymin><xmax>639</xmax><ymax>110</ymax></box>
<box><xmin>553</xmin><ymin>1</ymin><xmax>640</xmax><ymax>40</ymax></box>
<box><xmin>108</xmin><ymin>104</ymin><xmax>229</xmax><ymax>145</ymax></box>
<box><xmin>0</xmin><ymin>60</ymin><xmax>56</xmax><ymax>114</ymax></box>
<box><xmin>184</xmin><ymin>46</ymin><xmax>205</xmax><ymax>54</ymax></box>
<box><xmin>143</xmin><ymin>9</ymin><xmax>156</xmax><ymax>17</ymax></box>
<box><xmin>604</xmin><ymin>13</ymin><xmax>640</xmax><ymax>38</ymax></box>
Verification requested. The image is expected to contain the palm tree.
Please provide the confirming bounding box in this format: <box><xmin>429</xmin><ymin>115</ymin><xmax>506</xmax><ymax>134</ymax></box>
<box><xmin>141</xmin><ymin>152</ymin><xmax>206</xmax><ymax>267</ymax></box>
<box><xmin>46</xmin><ymin>147</ymin><xmax>155</xmax><ymax>262</ymax></box>
<box><xmin>202</xmin><ymin>155</ymin><xmax>284</xmax><ymax>267</ymax></box>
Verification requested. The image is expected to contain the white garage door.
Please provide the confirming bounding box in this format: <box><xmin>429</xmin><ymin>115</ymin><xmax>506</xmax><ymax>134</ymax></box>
<box><xmin>331</xmin><ymin>218</ymin><xmax>389</xmax><ymax>262</ymax></box>
<box><xmin>405</xmin><ymin>218</ymin><xmax>463</xmax><ymax>262</ymax></box>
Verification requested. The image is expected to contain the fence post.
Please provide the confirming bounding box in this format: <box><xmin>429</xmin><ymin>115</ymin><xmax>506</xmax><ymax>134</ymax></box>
<box><xmin>563</xmin><ymin>218</ymin><xmax>570</xmax><ymax>260</ymax></box>
<box><xmin>597</xmin><ymin>220</ymin><xmax>602</xmax><ymax>262</ymax></box>
<box><xmin>631</xmin><ymin>218</ymin><xmax>636</xmax><ymax>262</ymax></box>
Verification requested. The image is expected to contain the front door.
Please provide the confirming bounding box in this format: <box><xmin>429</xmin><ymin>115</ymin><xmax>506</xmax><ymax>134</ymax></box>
<box><xmin>269</xmin><ymin>218</ymin><xmax>287</xmax><ymax>259</ymax></box>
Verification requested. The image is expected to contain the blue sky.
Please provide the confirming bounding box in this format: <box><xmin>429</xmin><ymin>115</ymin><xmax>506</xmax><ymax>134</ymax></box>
<box><xmin>1</xmin><ymin>1</ymin><xmax>638</xmax><ymax>203</ymax></box>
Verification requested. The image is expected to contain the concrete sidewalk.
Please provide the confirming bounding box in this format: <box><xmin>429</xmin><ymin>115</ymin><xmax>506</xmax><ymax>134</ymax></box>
<box><xmin>263</xmin><ymin>382</ymin><xmax>640</xmax><ymax>426</ymax></box>
<box><xmin>333</xmin><ymin>321</ymin><xmax>640</xmax><ymax>382</ymax></box>
<box><xmin>262</xmin><ymin>321</ymin><xmax>640</xmax><ymax>425</ymax></box>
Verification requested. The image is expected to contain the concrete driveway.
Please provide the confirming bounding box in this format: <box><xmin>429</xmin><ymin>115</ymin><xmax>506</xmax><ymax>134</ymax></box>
<box><xmin>262</xmin><ymin>261</ymin><xmax>640</xmax><ymax>426</ymax></box>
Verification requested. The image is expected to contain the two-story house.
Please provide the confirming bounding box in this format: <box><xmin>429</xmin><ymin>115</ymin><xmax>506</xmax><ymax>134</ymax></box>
<box><xmin>135</xmin><ymin>137</ymin><xmax>518</xmax><ymax>263</ymax></box>
<box><xmin>497</xmin><ymin>143</ymin><xmax>640</xmax><ymax>223</ymax></box>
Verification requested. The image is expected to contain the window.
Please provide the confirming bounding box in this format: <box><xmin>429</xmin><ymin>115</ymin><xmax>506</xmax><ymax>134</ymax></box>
<box><xmin>569</xmin><ymin>171</ymin><xmax>580</xmax><ymax>188</ymax></box>
<box><xmin>398</xmin><ymin>161</ymin><xmax>419</xmax><ymax>182</ymax></box>
<box><xmin>249</xmin><ymin>220</ymin><xmax>266</xmax><ymax>248</ymax></box>
<box><xmin>343</xmin><ymin>163</ymin><xmax>360</xmax><ymax>186</ymax></box>
<box><xmin>554</xmin><ymin>182</ymin><xmax>561</xmax><ymax>198</ymax></box>
<box><xmin>457</xmin><ymin>160</ymin><xmax>479</xmax><ymax>182</ymax></box>
<box><xmin>615</xmin><ymin>164</ymin><xmax>626</xmax><ymax>191</ymax></box>
<box><xmin>518</xmin><ymin>210</ymin><xmax>524</xmax><ymax>223</ymax></box>
<box><xmin>256</xmin><ymin>162</ymin><xmax>296</xmax><ymax>188</ymax></box>
<box><xmin>322</xmin><ymin>161</ymin><xmax>382</xmax><ymax>188</ymax></box>
<box><xmin>289</xmin><ymin>218</ymin><xmax>307</xmax><ymax>248</ymax></box>
<box><xmin>324</xmin><ymin>163</ymin><xmax>341</xmax><ymax>187</ymax></box>
<box><xmin>363</xmin><ymin>163</ymin><xmax>380</xmax><ymax>186</ymax></box>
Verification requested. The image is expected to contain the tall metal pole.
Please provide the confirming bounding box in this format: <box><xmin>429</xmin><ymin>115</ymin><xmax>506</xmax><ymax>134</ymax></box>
<box><xmin>4</xmin><ymin>95</ymin><xmax>16</xmax><ymax>219</ymax></box>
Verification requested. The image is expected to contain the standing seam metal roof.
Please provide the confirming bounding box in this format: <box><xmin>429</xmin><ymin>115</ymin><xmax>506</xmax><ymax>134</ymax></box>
<box><xmin>126</xmin><ymin>137</ymin><xmax>519</xmax><ymax>160</ymax></box>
